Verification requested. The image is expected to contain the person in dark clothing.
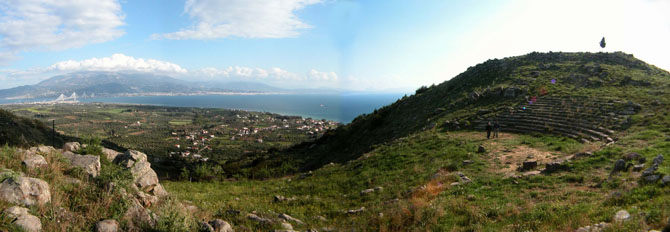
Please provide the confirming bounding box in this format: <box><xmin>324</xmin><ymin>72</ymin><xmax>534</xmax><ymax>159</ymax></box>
<box><xmin>485</xmin><ymin>121</ymin><xmax>492</xmax><ymax>139</ymax></box>
<box><xmin>493</xmin><ymin>121</ymin><xmax>500</xmax><ymax>138</ymax></box>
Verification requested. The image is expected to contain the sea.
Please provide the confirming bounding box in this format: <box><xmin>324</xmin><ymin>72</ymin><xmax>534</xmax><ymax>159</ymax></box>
<box><xmin>0</xmin><ymin>93</ymin><xmax>407</xmax><ymax>123</ymax></box>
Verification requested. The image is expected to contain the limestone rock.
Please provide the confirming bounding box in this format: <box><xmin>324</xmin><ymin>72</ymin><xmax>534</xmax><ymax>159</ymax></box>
<box><xmin>247</xmin><ymin>213</ymin><xmax>273</xmax><ymax>224</ymax></box>
<box><xmin>62</xmin><ymin>152</ymin><xmax>101</xmax><ymax>177</ymax></box>
<box><xmin>346</xmin><ymin>207</ymin><xmax>365</xmax><ymax>214</ymax></box>
<box><xmin>477</xmin><ymin>145</ymin><xmax>486</xmax><ymax>153</ymax></box>
<box><xmin>280</xmin><ymin>221</ymin><xmax>293</xmax><ymax>230</ymax></box>
<box><xmin>22</xmin><ymin>155</ymin><xmax>48</xmax><ymax>169</ymax></box>
<box><xmin>644</xmin><ymin>175</ymin><xmax>661</xmax><ymax>183</ymax></box>
<box><xmin>279</xmin><ymin>213</ymin><xmax>304</xmax><ymax>225</ymax></box>
<box><xmin>31</xmin><ymin>145</ymin><xmax>56</xmax><ymax>154</ymax></box>
<box><xmin>613</xmin><ymin>210</ymin><xmax>630</xmax><ymax>223</ymax></box>
<box><xmin>544</xmin><ymin>161</ymin><xmax>568</xmax><ymax>173</ymax></box>
<box><xmin>63</xmin><ymin>142</ymin><xmax>81</xmax><ymax>152</ymax></box>
<box><xmin>114</xmin><ymin>150</ymin><xmax>160</xmax><ymax>193</ymax></box>
<box><xmin>96</xmin><ymin>219</ymin><xmax>119</xmax><ymax>232</ymax></box>
<box><xmin>3</xmin><ymin>206</ymin><xmax>42</xmax><ymax>232</ymax></box>
<box><xmin>0</xmin><ymin>176</ymin><xmax>51</xmax><ymax>207</ymax></box>
<box><xmin>102</xmin><ymin>148</ymin><xmax>122</xmax><ymax>162</ymax></box>
<box><xmin>360</xmin><ymin>187</ymin><xmax>383</xmax><ymax>195</ymax></box>
<box><xmin>274</xmin><ymin>195</ymin><xmax>296</xmax><ymax>202</ymax></box>
<box><xmin>124</xmin><ymin>198</ymin><xmax>156</xmax><ymax>231</ymax></box>
<box><xmin>633</xmin><ymin>164</ymin><xmax>645</xmax><ymax>172</ymax></box>
<box><xmin>201</xmin><ymin>219</ymin><xmax>233</xmax><ymax>232</ymax></box>
<box><xmin>652</xmin><ymin>154</ymin><xmax>664</xmax><ymax>165</ymax></box>
<box><xmin>662</xmin><ymin>175</ymin><xmax>670</xmax><ymax>186</ymax></box>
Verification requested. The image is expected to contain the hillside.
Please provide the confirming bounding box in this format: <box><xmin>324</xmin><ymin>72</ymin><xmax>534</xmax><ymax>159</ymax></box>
<box><xmin>239</xmin><ymin>52</ymin><xmax>670</xmax><ymax>176</ymax></box>
<box><xmin>160</xmin><ymin>52</ymin><xmax>670</xmax><ymax>231</ymax></box>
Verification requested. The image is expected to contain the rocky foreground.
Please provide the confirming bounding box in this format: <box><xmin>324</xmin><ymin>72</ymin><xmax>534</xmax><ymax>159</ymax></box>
<box><xmin>0</xmin><ymin>143</ymin><xmax>232</xmax><ymax>232</ymax></box>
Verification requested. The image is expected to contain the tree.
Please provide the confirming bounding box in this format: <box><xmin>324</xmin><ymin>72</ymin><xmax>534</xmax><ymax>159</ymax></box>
<box><xmin>600</xmin><ymin>37</ymin><xmax>606</xmax><ymax>49</ymax></box>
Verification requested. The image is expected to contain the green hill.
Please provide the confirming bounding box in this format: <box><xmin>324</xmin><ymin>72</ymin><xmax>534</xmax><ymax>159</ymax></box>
<box><xmin>236</xmin><ymin>51</ymin><xmax>670</xmax><ymax>177</ymax></box>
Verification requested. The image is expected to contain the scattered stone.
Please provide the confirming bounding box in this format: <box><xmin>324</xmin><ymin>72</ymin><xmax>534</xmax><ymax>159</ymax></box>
<box><xmin>62</xmin><ymin>152</ymin><xmax>101</xmax><ymax>177</ymax></box>
<box><xmin>96</xmin><ymin>219</ymin><xmax>119</xmax><ymax>232</ymax></box>
<box><xmin>575</xmin><ymin>222</ymin><xmax>610</xmax><ymax>232</ymax></box>
<box><xmin>0</xmin><ymin>176</ymin><xmax>51</xmax><ymax>207</ymax></box>
<box><xmin>612</xmin><ymin>159</ymin><xmax>627</xmax><ymax>173</ymax></box>
<box><xmin>360</xmin><ymin>186</ymin><xmax>383</xmax><ymax>195</ymax></box>
<box><xmin>520</xmin><ymin>160</ymin><xmax>538</xmax><ymax>171</ymax></box>
<box><xmin>3</xmin><ymin>206</ymin><xmax>42</xmax><ymax>232</ymax></box>
<box><xmin>225</xmin><ymin>209</ymin><xmax>240</xmax><ymax>215</ymax></box>
<box><xmin>346</xmin><ymin>207</ymin><xmax>365</xmax><ymax>214</ymax></box>
<box><xmin>247</xmin><ymin>213</ymin><xmax>273</xmax><ymax>224</ymax></box>
<box><xmin>639</xmin><ymin>157</ymin><xmax>646</xmax><ymax>164</ymax></box>
<box><xmin>477</xmin><ymin>145</ymin><xmax>486</xmax><ymax>153</ymax></box>
<box><xmin>315</xmin><ymin>215</ymin><xmax>327</xmax><ymax>222</ymax></box>
<box><xmin>202</xmin><ymin>219</ymin><xmax>233</xmax><ymax>232</ymax></box>
<box><xmin>544</xmin><ymin>161</ymin><xmax>568</xmax><ymax>173</ymax></box>
<box><xmin>102</xmin><ymin>148</ymin><xmax>122</xmax><ymax>162</ymax></box>
<box><xmin>633</xmin><ymin>164</ymin><xmax>645</xmax><ymax>172</ymax></box>
<box><xmin>662</xmin><ymin>175</ymin><xmax>670</xmax><ymax>186</ymax></box>
<box><xmin>623</xmin><ymin>152</ymin><xmax>641</xmax><ymax>161</ymax></box>
<box><xmin>63</xmin><ymin>142</ymin><xmax>81</xmax><ymax>152</ymax></box>
<box><xmin>573</xmin><ymin>152</ymin><xmax>592</xmax><ymax>159</ymax></box>
<box><xmin>274</xmin><ymin>195</ymin><xmax>296</xmax><ymax>202</ymax></box>
<box><xmin>280</xmin><ymin>221</ymin><xmax>294</xmax><ymax>230</ymax></box>
<box><xmin>22</xmin><ymin>155</ymin><xmax>48</xmax><ymax>169</ymax></box>
<box><xmin>306</xmin><ymin>229</ymin><xmax>319</xmax><ymax>232</ymax></box>
<box><xmin>279</xmin><ymin>213</ymin><xmax>304</xmax><ymax>225</ymax></box>
<box><xmin>462</xmin><ymin>160</ymin><xmax>474</xmax><ymax>165</ymax></box>
<box><xmin>653</xmin><ymin>154</ymin><xmax>664</xmax><ymax>165</ymax></box>
<box><xmin>613</xmin><ymin>210</ymin><xmax>631</xmax><ymax>223</ymax></box>
<box><xmin>455</xmin><ymin>172</ymin><xmax>472</xmax><ymax>183</ymax></box>
<box><xmin>642</xmin><ymin>165</ymin><xmax>659</xmax><ymax>176</ymax></box>
<box><xmin>644</xmin><ymin>175</ymin><xmax>661</xmax><ymax>183</ymax></box>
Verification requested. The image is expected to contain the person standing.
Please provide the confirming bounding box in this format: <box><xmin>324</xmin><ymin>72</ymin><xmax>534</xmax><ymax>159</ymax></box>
<box><xmin>493</xmin><ymin>121</ymin><xmax>500</xmax><ymax>138</ymax></box>
<box><xmin>485</xmin><ymin>121</ymin><xmax>492</xmax><ymax>139</ymax></box>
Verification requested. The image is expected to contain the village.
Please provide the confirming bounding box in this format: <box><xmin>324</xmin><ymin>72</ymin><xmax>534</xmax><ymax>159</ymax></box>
<box><xmin>167</xmin><ymin>112</ymin><xmax>339</xmax><ymax>161</ymax></box>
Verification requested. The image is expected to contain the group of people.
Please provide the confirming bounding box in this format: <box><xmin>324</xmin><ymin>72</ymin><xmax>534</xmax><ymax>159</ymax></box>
<box><xmin>485</xmin><ymin>121</ymin><xmax>500</xmax><ymax>139</ymax></box>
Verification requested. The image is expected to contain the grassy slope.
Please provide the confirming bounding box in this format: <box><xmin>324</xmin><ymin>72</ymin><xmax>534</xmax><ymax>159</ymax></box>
<box><xmin>239</xmin><ymin>52</ymin><xmax>670</xmax><ymax>177</ymax></box>
<box><xmin>166</xmin><ymin>52</ymin><xmax>670</xmax><ymax>231</ymax></box>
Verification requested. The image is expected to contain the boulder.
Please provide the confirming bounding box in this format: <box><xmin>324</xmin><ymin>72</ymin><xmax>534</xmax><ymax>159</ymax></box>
<box><xmin>613</xmin><ymin>210</ymin><xmax>630</xmax><ymax>223</ymax></box>
<box><xmin>201</xmin><ymin>219</ymin><xmax>233</xmax><ymax>232</ymax></box>
<box><xmin>62</xmin><ymin>152</ymin><xmax>101</xmax><ymax>177</ymax></box>
<box><xmin>662</xmin><ymin>175</ymin><xmax>670</xmax><ymax>186</ymax></box>
<box><xmin>3</xmin><ymin>206</ymin><xmax>42</xmax><ymax>232</ymax></box>
<box><xmin>573</xmin><ymin>152</ymin><xmax>592</xmax><ymax>159</ymax></box>
<box><xmin>63</xmin><ymin>142</ymin><xmax>81</xmax><ymax>152</ymax></box>
<box><xmin>22</xmin><ymin>155</ymin><xmax>48</xmax><ymax>169</ymax></box>
<box><xmin>633</xmin><ymin>164</ymin><xmax>645</xmax><ymax>172</ymax></box>
<box><xmin>455</xmin><ymin>172</ymin><xmax>472</xmax><ymax>183</ymax></box>
<box><xmin>31</xmin><ymin>145</ymin><xmax>56</xmax><ymax>154</ymax></box>
<box><xmin>521</xmin><ymin>160</ymin><xmax>538</xmax><ymax>171</ymax></box>
<box><xmin>124</xmin><ymin>198</ymin><xmax>156</xmax><ymax>231</ymax></box>
<box><xmin>274</xmin><ymin>195</ymin><xmax>296</xmax><ymax>202</ymax></box>
<box><xmin>96</xmin><ymin>219</ymin><xmax>119</xmax><ymax>232</ymax></box>
<box><xmin>0</xmin><ymin>176</ymin><xmax>51</xmax><ymax>207</ymax></box>
<box><xmin>280</xmin><ymin>221</ymin><xmax>293</xmax><ymax>230</ymax></box>
<box><xmin>612</xmin><ymin>159</ymin><xmax>626</xmax><ymax>173</ymax></box>
<box><xmin>279</xmin><ymin>213</ymin><xmax>304</xmax><ymax>225</ymax></box>
<box><xmin>477</xmin><ymin>145</ymin><xmax>486</xmax><ymax>153</ymax></box>
<box><xmin>642</xmin><ymin>165</ymin><xmax>659</xmax><ymax>176</ymax></box>
<box><xmin>102</xmin><ymin>148</ymin><xmax>122</xmax><ymax>162</ymax></box>
<box><xmin>114</xmin><ymin>150</ymin><xmax>160</xmax><ymax>193</ymax></box>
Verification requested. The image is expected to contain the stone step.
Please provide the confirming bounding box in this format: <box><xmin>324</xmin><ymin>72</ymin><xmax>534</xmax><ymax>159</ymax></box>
<box><xmin>493</xmin><ymin>117</ymin><xmax>611</xmax><ymax>139</ymax></box>
<box><xmin>497</xmin><ymin>115</ymin><xmax>613</xmax><ymax>136</ymax></box>
<box><xmin>475</xmin><ymin>119</ymin><xmax>611</xmax><ymax>142</ymax></box>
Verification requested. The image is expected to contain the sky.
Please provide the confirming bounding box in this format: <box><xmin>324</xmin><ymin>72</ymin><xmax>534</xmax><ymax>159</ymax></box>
<box><xmin>0</xmin><ymin>0</ymin><xmax>669</xmax><ymax>92</ymax></box>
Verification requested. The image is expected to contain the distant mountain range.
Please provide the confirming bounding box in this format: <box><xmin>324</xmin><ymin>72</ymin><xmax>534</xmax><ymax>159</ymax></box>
<box><xmin>0</xmin><ymin>71</ymin><xmax>340</xmax><ymax>100</ymax></box>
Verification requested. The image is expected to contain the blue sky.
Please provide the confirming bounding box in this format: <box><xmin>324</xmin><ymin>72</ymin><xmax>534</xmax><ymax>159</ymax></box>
<box><xmin>1</xmin><ymin>0</ymin><xmax>669</xmax><ymax>91</ymax></box>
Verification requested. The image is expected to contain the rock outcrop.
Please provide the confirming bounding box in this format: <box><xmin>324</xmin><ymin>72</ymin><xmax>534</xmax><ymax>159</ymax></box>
<box><xmin>96</xmin><ymin>219</ymin><xmax>120</xmax><ymax>232</ymax></box>
<box><xmin>22</xmin><ymin>154</ymin><xmax>48</xmax><ymax>169</ymax></box>
<box><xmin>114</xmin><ymin>150</ymin><xmax>165</xmax><ymax>196</ymax></box>
<box><xmin>0</xmin><ymin>176</ymin><xmax>51</xmax><ymax>207</ymax></box>
<box><xmin>4</xmin><ymin>206</ymin><xmax>42</xmax><ymax>232</ymax></box>
<box><xmin>62</xmin><ymin>151</ymin><xmax>101</xmax><ymax>177</ymax></box>
<box><xmin>201</xmin><ymin>219</ymin><xmax>234</xmax><ymax>232</ymax></box>
<box><xmin>63</xmin><ymin>142</ymin><xmax>81</xmax><ymax>152</ymax></box>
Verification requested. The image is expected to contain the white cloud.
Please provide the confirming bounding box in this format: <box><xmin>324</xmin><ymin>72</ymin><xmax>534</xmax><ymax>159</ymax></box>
<box><xmin>0</xmin><ymin>0</ymin><xmax>125</xmax><ymax>62</ymax></box>
<box><xmin>153</xmin><ymin>0</ymin><xmax>321</xmax><ymax>40</ymax></box>
<box><xmin>308</xmin><ymin>69</ymin><xmax>338</xmax><ymax>81</ymax></box>
<box><xmin>48</xmin><ymin>54</ymin><xmax>187</xmax><ymax>74</ymax></box>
